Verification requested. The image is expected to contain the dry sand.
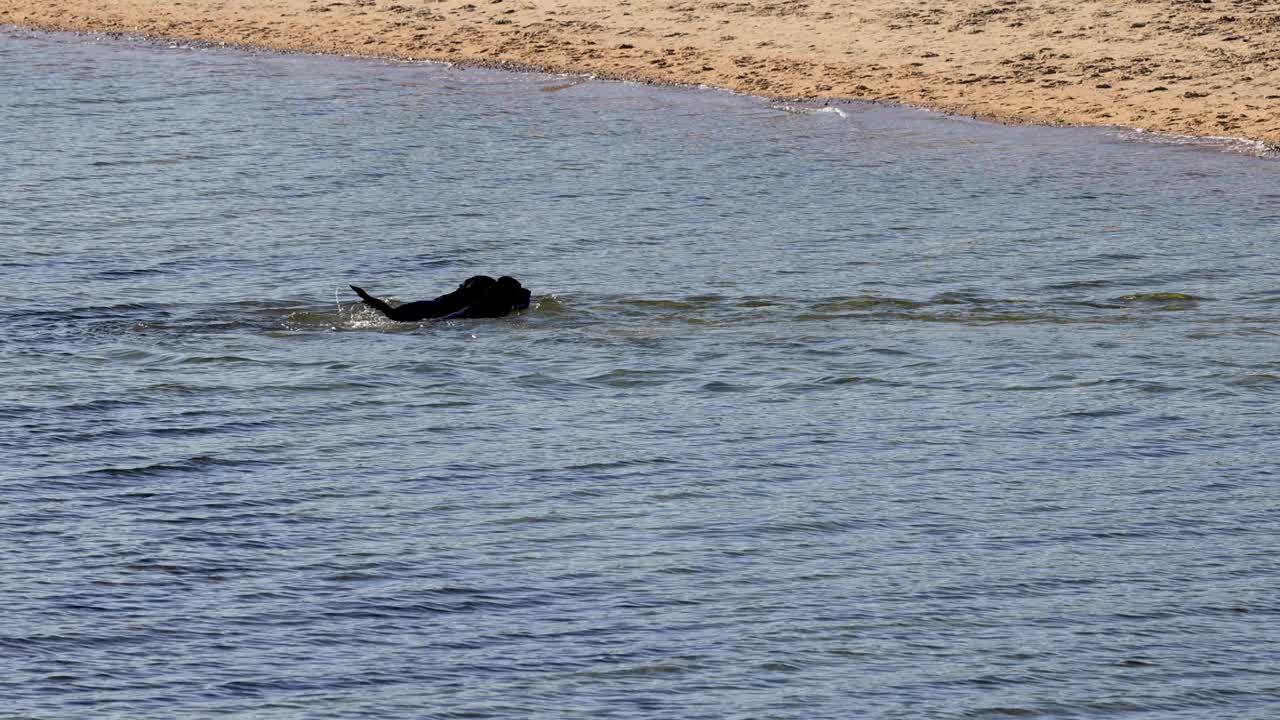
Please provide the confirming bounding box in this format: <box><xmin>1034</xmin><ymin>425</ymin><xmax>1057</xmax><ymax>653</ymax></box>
<box><xmin>2</xmin><ymin>0</ymin><xmax>1278</xmax><ymax>145</ymax></box>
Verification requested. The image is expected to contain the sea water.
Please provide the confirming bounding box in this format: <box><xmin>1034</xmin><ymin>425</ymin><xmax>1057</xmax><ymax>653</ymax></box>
<box><xmin>2</xmin><ymin>27</ymin><xmax>1278</xmax><ymax>719</ymax></box>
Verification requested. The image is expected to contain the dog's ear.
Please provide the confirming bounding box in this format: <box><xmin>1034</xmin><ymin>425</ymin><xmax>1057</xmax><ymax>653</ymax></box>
<box><xmin>462</xmin><ymin>276</ymin><xmax>496</xmax><ymax>292</ymax></box>
<box><xmin>496</xmin><ymin>276</ymin><xmax>525</xmax><ymax>297</ymax></box>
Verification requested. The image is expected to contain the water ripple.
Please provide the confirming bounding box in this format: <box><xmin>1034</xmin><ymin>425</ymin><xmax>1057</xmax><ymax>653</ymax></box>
<box><xmin>3</xmin><ymin>26</ymin><xmax>1279</xmax><ymax>720</ymax></box>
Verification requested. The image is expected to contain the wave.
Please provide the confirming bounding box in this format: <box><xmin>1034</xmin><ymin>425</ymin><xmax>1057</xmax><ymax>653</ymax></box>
<box><xmin>1108</xmin><ymin>126</ymin><xmax>1279</xmax><ymax>158</ymax></box>
<box><xmin>591</xmin><ymin>290</ymin><xmax>1218</xmax><ymax>326</ymax></box>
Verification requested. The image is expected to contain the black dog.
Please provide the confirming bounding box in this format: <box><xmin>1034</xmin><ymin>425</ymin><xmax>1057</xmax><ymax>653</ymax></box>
<box><xmin>350</xmin><ymin>276</ymin><xmax>531</xmax><ymax>321</ymax></box>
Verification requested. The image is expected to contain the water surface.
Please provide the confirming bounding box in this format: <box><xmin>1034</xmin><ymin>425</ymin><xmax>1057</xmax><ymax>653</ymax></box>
<box><xmin>2</xmin><ymin>27</ymin><xmax>1278</xmax><ymax>720</ymax></box>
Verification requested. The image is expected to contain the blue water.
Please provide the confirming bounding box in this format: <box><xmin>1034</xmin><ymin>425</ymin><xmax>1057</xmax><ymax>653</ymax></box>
<box><xmin>2</xmin><ymin>26</ymin><xmax>1279</xmax><ymax>719</ymax></box>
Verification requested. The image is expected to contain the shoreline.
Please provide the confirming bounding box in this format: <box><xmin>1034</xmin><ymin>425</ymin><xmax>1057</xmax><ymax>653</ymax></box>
<box><xmin>3</xmin><ymin>0</ymin><xmax>1278</xmax><ymax>146</ymax></box>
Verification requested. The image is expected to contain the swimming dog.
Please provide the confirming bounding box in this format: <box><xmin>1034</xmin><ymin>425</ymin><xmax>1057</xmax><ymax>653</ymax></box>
<box><xmin>350</xmin><ymin>276</ymin><xmax>531</xmax><ymax>321</ymax></box>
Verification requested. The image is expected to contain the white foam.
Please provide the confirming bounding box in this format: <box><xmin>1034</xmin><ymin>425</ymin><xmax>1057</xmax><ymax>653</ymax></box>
<box><xmin>772</xmin><ymin>102</ymin><xmax>850</xmax><ymax>119</ymax></box>
<box><xmin>1108</xmin><ymin>126</ymin><xmax>1276</xmax><ymax>158</ymax></box>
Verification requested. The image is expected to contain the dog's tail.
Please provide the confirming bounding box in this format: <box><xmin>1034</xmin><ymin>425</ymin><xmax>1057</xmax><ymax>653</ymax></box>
<box><xmin>350</xmin><ymin>285</ymin><xmax>396</xmax><ymax>319</ymax></box>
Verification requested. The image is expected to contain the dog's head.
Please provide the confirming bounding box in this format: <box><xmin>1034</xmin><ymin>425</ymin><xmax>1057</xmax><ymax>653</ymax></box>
<box><xmin>496</xmin><ymin>276</ymin><xmax>532</xmax><ymax>310</ymax></box>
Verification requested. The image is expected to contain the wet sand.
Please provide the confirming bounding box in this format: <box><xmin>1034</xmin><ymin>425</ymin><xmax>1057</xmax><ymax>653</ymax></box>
<box><xmin>3</xmin><ymin>0</ymin><xmax>1278</xmax><ymax>145</ymax></box>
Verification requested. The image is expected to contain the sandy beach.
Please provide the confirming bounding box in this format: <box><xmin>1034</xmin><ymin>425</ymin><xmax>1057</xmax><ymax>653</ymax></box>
<box><xmin>3</xmin><ymin>0</ymin><xmax>1278</xmax><ymax>145</ymax></box>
